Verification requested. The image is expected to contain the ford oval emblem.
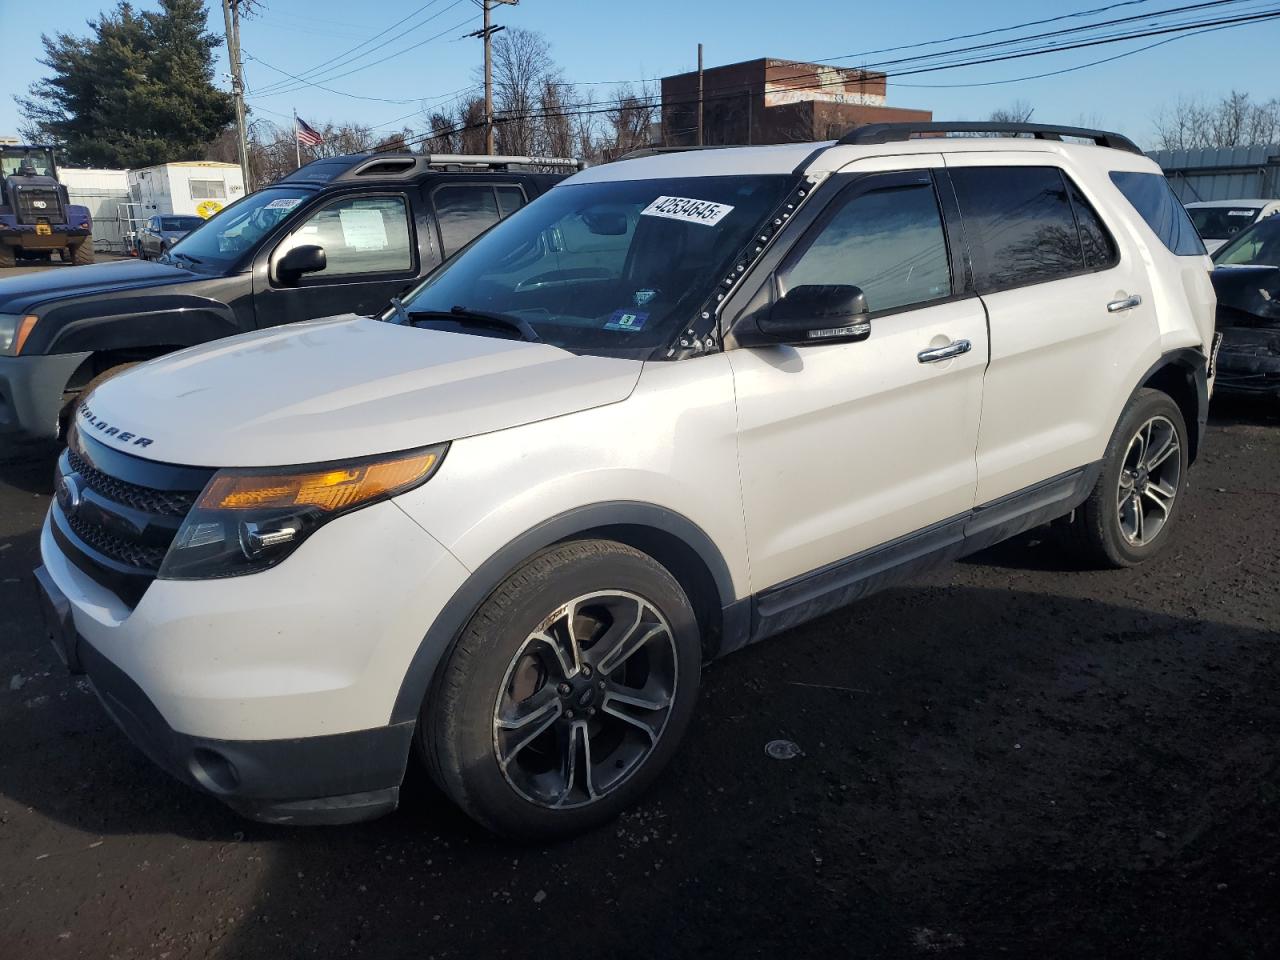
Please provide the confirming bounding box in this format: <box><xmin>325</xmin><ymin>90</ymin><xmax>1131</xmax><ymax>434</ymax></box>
<box><xmin>56</xmin><ymin>474</ymin><xmax>83</xmax><ymax>517</ymax></box>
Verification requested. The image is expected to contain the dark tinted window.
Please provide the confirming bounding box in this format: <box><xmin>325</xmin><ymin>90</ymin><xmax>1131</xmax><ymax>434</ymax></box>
<box><xmin>1109</xmin><ymin>171</ymin><xmax>1205</xmax><ymax>256</ymax></box>
<box><xmin>496</xmin><ymin>185</ymin><xmax>526</xmax><ymax>217</ymax></box>
<box><xmin>1066</xmin><ymin>180</ymin><xmax>1118</xmax><ymax>269</ymax></box>
<box><xmin>434</xmin><ymin>185</ymin><xmax>501</xmax><ymax>256</ymax></box>
<box><xmin>784</xmin><ymin>179</ymin><xmax>951</xmax><ymax>313</ymax></box>
<box><xmin>950</xmin><ymin>166</ymin><xmax>1091</xmax><ymax>292</ymax></box>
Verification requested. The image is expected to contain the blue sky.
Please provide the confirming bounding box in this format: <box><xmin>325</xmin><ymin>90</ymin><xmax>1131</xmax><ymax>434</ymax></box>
<box><xmin>3</xmin><ymin>0</ymin><xmax>1279</xmax><ymax>151</ymax></box>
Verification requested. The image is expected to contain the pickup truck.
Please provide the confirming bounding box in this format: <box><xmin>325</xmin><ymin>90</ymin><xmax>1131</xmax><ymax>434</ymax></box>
<box><xmin>0</xmin><ymin>153</ymin><xmax>577</xmax><ymax>440</ymax></box>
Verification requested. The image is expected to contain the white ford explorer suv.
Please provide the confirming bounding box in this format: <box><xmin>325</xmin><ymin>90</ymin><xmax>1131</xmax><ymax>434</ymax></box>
<box><xmin>35</xmin><ymin>123</ymin><xmax>1217</xmax><ymax>838</ymax></box>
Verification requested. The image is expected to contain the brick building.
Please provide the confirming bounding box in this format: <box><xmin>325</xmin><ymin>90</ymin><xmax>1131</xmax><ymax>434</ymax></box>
<box><xmin>661</xmin><ymin>58</ymin><xmax>931</xmax><ymax>147</ymax></box>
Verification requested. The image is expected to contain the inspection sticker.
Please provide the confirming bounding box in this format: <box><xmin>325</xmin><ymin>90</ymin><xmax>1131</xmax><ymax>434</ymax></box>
<box><xmin>640</xmin><ymin>196</ymin><xmax>734</xmax><ymax>227</ymax></box>
<box><xmin>604</xmin><ymin>310</ymin><xmax>649</xmax><ymax>332</ymax></box>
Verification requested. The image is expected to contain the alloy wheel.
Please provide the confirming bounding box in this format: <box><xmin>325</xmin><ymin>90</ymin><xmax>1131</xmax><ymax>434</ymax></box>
<box><xmin>1116</xmin><ymin>414</ymin><xmax>1181</xmax><ymax>547</ymax></box>
<box><xmin>491</xmin><ymin>590</ymin><xmax>678</xmax><ymax>809</ymax></box>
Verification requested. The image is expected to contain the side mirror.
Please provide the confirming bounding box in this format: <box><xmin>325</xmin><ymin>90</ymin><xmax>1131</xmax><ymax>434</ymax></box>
<box><xmin>741</xmin><ymin>284</ymin><xmax>871</xmax><ymax>346</ymax></box>
<box><xmin>276</xmin><ymin>244</ymin><xmax>326</xmax><ymax>282</ymax></box>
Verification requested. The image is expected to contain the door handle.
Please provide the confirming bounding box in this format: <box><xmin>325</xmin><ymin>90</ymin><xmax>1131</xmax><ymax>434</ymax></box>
<box><xmin>917</xmin><ymin>339</ymin><xmax>972</xmax><ymax>364</ymax></box>
<box><xmin>1107</xmin><ymin>294</ymin><xmax>1143</xmax><ymax>313</ymax></box>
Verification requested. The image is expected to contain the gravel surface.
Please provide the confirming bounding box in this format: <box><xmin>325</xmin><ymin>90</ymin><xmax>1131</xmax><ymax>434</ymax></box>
<box><xmin>1</xmin><ymin>398</ymin><xmax>1277</xmax><ymax>959</ymax></box>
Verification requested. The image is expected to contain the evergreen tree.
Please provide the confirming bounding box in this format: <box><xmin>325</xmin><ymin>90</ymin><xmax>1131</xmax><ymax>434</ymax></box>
<box><xmin>16</xmin><ymin>0</ymin><xmax>234</xmax><ymax>167</ymax></box>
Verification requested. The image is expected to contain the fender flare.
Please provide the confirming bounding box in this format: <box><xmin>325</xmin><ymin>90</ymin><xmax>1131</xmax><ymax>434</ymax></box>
<box><xmin>42</xmin><ymin>300</ymin><xmax>242</xmax><ymax>355</ymax></box>
<box><xmin>1132</xmin><ymin>346</ymin><xmax>1209</xmax><ymax>462</ymax></box>
<box><xmin>388</xmin><ymin>501</ymin><xmax>736</xmax><ymax>724</ymax></box>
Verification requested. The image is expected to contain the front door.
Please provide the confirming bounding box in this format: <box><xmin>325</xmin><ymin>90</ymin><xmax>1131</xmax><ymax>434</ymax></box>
<box><xmin>730</xmin><ymin>163</ymin><xmax>989</xmax><ymax>593</ymax></box>
<box><xmin>254</xmin><ymin>192</ymin><xmax>420</xmax><ymax>327</ymax></box>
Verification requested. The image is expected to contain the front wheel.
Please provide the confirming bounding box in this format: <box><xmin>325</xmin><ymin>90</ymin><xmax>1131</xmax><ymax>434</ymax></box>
<box><xmin>1058</xmin><ymin>388</ymin><xmax>1189</xmax><ymax>567</ymax></box>
<box><xmin>422</xmin><ymin>540</ymin><xmax>702</xmax><ymax>839</ymax></box>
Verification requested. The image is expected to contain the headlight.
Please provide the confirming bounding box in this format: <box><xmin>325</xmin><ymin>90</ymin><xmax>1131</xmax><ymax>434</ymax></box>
<box><xmin>0</xmin><ymin>314</ymin><xmax>39</xmax><ymax>355</ymax></box>
<box><xmin>159</xmin><ymin>444</ymin><xmax>448</xmax><ymax>580</ymax></box>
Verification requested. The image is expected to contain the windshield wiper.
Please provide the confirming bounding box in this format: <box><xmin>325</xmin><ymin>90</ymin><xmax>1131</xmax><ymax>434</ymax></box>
<box><xmin>408</xmin><ymin>305</ymin><xmax>541</xmax><ymax>343</ymax></box>
<box><xmin>388</xmin><ymin>296</ymin><xmax>411</xmax><ymax>325</ymax></box>
<box><xmin>169</xmin><ymin>251</ymin><xmax>203</xmax><ymax>265</ymax></box>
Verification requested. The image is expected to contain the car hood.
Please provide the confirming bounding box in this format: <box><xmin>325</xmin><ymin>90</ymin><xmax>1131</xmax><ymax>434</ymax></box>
<box><xmin>81</xmin><ymin>315</ymin><xmax>644</xmax><ymax>467</ymax></box>
<box><xmin>0</xmin><ymin>257</ymin><xmax>200</xmax><ymax>312</ymax></box>
<box><xmin>1212</xmin><ymin>264</ymin><xmax>1280</xmax><ymax>328</ymax></box>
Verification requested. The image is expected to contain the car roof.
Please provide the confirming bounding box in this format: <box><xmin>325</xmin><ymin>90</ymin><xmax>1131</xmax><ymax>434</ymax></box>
<box><xmin>276</xmin><ymin>153</ymin><xmax>583</xmax><ymax>188</ymax></box>
<box><xmin>1185</xmin><ymin>199</ymin><xmax>1279</xmax><ymax>208</ymax></box>
<box><xmin>566</xmin><ymin>134</ymin><xmax>1158</xmax><ymax>185</ymax></box>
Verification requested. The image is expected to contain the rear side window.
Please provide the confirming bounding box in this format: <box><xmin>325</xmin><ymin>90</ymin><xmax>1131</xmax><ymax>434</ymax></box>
<box><xmin>1108</xmin><ymin>171</ymin><xmax>1205</xmax><ymax>256</ymax></box>
<box><xmin>949</xmin><ymin>166</ymin><xmax>1115</xmax><ymax>293</ymax></box>
<box><xmin>433</xmin><ymin>184</ymin><xmax>528</xmax><ymax>257</ymax></box>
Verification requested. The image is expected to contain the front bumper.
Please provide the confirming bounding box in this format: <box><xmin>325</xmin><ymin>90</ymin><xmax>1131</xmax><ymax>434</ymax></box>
<box><xmin>1214</xmin><ymin>326</ymin><xmax>1280</xmax><ymax>396</ymax></box>
<box><xmin>36</xmin><ymin>499</ymin><xmax>472</xmax><ymax>824</ymax></box>
<box><xmin>0</xmin><ymin>352</ymin><xmax>91</xmax><ymax>440</ymax></box>
<box><xmin>1</xmin><ymin>225</ymin><xmax>92</xmax><ymax>250</ymax></box>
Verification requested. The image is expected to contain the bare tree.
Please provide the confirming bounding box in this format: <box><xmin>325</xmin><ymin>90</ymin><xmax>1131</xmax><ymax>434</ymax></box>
<box><xmin>988</xmin><ymin>100</ymin><xmax>1035</xmax><ymax>124</ymax></box>
<box><xmin>491</xmin><ymin>28</ymin><xmax>560</xmax><ymax>155</ymax></box>
<box><xmin>1154</xmin><ymin>91</ymin><xmax>1280</xmax><ymax>150</ymax></box>
<box><xmin>604</xmin><ymin>82</ymin><xmax>656</xmax><ymax>159</ymax></box>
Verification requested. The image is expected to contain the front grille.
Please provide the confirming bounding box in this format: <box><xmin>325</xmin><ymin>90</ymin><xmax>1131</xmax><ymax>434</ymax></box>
<box><xmin>53</xmin><ymin>433</ymin><xmax>213</xmax><ymax>607</ymax></box>
<box><xmin>65</xmin><ymin>510</ymin><xmax>169</xmax><ymax>569</ymax></box>
<box><xmin>15</xmin><ymin>188</ymin><xmax>64</xmax><ymax>225</ymax></box>
<box><xmin>67</xmin><ymin>447</ymin><xmax>197</xmax><ymax>517</ymax></box>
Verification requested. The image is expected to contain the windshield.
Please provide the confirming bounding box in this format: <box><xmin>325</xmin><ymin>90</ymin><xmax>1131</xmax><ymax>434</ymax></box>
<box><xmin>1</xmin><ymin>147</ymin><xmax>55</xmax><ymax>178</ymax></box>
<box><xmin>166</xmin><ymin>187</ymin><xmax>311</xmax><ymax>269</ymax></box>
<box><xmin>161</xmin><ymin>216</ymin><xmax>202</xmax><ymax>231</ymax></box>
<box><xmin>395</xmin><ymin>175</ymin><xmax>798</xmax><ymax>357</ymax></box>
<box><xmin>1188</xmin><ymin>205</ymin><xmax>1261</xmax><ymax>241</ymax></box>
<box><xmin>1214</xmin><ymin>215</ymin><xmax>1280</xmax><ymax>267</ymax></box>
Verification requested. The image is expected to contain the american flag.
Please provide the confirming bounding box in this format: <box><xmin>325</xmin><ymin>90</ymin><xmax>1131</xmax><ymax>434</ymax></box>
<box><xmin>296</xmin><ymin>117</ymin><xmax>324</xmax><ymax>147</ymax></box>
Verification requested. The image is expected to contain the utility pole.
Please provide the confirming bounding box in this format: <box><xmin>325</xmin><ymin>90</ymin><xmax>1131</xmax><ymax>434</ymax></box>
<box><xmin>468</xmin><ymin>0</ymin><xmax>518</xmax><ymax>156</ymax></box>
<box><xmin>221</xmin><ymin>0</ymin><xmax>252</xmax><ymax>190</ymax></box>
<box><xmin>696</xmin><ymin>43</ymin><xmax>704</xmax><ymax>147</ymax></box>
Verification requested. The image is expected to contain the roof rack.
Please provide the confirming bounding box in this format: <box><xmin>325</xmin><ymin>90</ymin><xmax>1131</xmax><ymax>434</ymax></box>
<box><xmin>617</xmin><ymin>145</ymin><xmax>739</xmax><ymax>162</ymax></box>
<box><xmin>419</xmin><ymin>154</ymin><xmax>584</xmax><ymax>171</ymax></box>
<box><xmin>837</xmin><ymin>122</ymin><xmax>1143</xmax><ymax>156</ymax></box>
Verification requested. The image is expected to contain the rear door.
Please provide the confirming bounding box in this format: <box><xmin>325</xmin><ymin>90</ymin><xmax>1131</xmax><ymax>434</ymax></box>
<box><xmin>254</xmin><ymin>191</ymin><xmax>420</xmax><ymax>325</ymax></box>
<box><xmin>942</xmin><ymin>155</ymin><xmax>1160</xmax><ymax>504</ymax></box>
<box><xmin>730</xmin><ymin>158</ymin><xmax>989</xmax><ymax>592</ymax></box>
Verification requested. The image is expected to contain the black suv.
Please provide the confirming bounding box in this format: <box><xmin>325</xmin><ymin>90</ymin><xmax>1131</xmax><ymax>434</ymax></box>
<box><xmin>0</xmin><ymin>153</ymin><xmax>578</xmax><ymax>440</ymax></box>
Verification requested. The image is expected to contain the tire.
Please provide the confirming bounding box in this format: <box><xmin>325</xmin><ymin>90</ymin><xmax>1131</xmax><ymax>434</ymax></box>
<box><xmin>1058</xmin><ymin>388</ymin><xmax>1190</xmax><ymax>568</ymax></box>
<box><xmin>72</xmin><ymin>241</ymin><xmax>95</xmax><ymax>265</ymax></box>
<box><xmin>59</xmin><ymin>362</ymin><xmax>140</xmax><ymax>437</ymax></box>
<box><xmin>0</xmin><ymin>245</ymin><xmax>13</xmax><ymax>268</ymax></box>
<box><xmin>422</xmin><ymin>539</ymin><xmax>702</xmax><ymax>839</ymax></box>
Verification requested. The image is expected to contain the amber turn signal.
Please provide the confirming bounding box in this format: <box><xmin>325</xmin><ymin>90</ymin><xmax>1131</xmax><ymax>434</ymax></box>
<box><xmin>198</xmin><ymin>447</ymin><xmax>445</xmax><ymax>513</ymax></box>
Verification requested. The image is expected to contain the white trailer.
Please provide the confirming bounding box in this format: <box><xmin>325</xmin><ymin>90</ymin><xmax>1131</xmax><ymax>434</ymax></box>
<box><xmin>126</xmin><ymin>161</ymin><xmax>246</xmax><ymax>221</ymax></box>
<box><xmin>59</xmin><ymin>168</ymin><xmax>131</xmax><ymax>253</ymax></box>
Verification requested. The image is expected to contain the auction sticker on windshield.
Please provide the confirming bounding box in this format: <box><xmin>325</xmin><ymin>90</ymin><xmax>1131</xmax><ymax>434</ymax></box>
<box><xmin>604</xmin><ymin>310</ymin><xmax>648</xmax><ymax>331</ymax></box>
<box><xmin>265</xmin><ymin>197</ymin><xmax>304</xmax><ymax>210</ymax></box>
<box><xmin>641</xmin><ymin>196</ymin><xmax>735</xmax><ymax>227</ymax></box>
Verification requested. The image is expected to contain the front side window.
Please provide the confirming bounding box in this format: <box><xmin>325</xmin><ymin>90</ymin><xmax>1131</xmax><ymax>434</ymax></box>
<box><xmin>950</xmin><ymin>166</ymin><xmax>1103</xmax><ymax>293</ymax></box>
<box><xmin>277</xmin><ymin>195</ymin><xmax>413</xmax><ymax>278</ymax></box>
<box><xmin>397</xmin><ymin>175</ymin><xmax>797</xmax><ymax>358</ymax></box>
<box><xmin>167</xmin><ymin>187</ymin><xmax>313</xmax><ymax>271</ymax></box>
<box><xmin>1109</xmin><ymin>171</ymin><xmax>1205</xmax><ymax>256</ymax></box>
<box><xmin>782</xmin><ymin>178</ymin><xmax>951</xmax><ymax>314</ymax></box>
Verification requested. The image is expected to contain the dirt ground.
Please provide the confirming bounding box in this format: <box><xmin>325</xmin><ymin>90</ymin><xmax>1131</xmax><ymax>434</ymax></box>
<box><xmin>3</xmin><ymin>251</ymin><xmax>131</xmax><ymax>278</ymax></box>
<box><xmin>1</xmin><ymin>397</ymin><xmax>1278</xmax><ymax>960</ymax></box>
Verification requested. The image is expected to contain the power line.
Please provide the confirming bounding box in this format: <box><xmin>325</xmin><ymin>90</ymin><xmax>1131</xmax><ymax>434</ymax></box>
<box><xmin>393</xmin><ymin>6</ymin><xmax>1280</xmax><ymax>151</ymax></box>
<box><xmin>250</xmin><ymin>2</ymin><xmax>473</xmax><ymax>97</ymax></box>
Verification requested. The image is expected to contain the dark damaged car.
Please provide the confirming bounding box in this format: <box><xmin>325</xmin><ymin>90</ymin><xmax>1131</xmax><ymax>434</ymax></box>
<box><xmin>1211</xmin><ymin>214</ymin><xmax>1280</xmax><ymax>398</ymax></box>
<box><xmin>0</xmin><ymin>153</ymin><xmax>577</xmax><ymax>441</ymax></box>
